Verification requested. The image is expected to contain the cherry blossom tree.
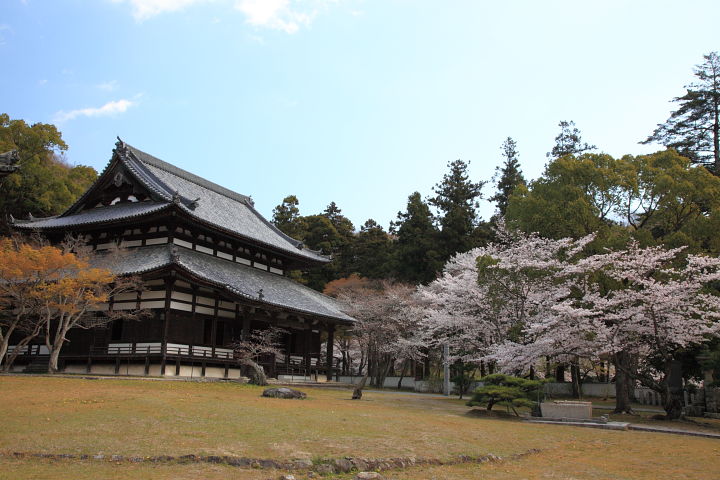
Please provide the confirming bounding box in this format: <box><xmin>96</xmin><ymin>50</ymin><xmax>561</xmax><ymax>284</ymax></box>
<box><xmin>418</xmin><ymin>223</ymin><xmax>595</xmax><ymax>381</ymax></box>
<box><xmin>328</xmin><ymin>276</ymin><xmax>425</xmax><ymax>397</ymax></box>
<box><xmin>232</xmin><ymin>327</ymin><xmax>287</xmax><ymax>386</ymax></box>
<box><xmin>557</xmin><ymin>243</ymin><xmax>720</xmax><ymax>418</ymax></box>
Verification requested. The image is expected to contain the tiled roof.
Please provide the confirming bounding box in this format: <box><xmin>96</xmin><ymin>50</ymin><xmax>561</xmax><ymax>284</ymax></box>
<box><xmin>94</xmin><ymin>244</ymin><xmax>354</xmax><ymax>324</ymax></box>
<box><xmin>14</xmin><ymin>202</ymin><xmax>171</xmax><ymax>229</ymax></box>
<box><xmin>15</xmin><ymin>139</ymin><xmax>328</xmax><ymax>264</ymax></box>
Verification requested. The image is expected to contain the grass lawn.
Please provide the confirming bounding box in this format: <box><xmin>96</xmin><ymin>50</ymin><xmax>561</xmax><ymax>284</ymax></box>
<box><xmin>1</xmin><ymin>376</ymin><xmax>719</xmax><ymax>479</ymax></box>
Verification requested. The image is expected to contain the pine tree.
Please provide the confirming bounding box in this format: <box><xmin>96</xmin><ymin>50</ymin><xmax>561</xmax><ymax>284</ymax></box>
<box><xmin>321</xmin><ymin>201</ymin><xmax>355</xmax><ymax>279</ymax></box>
<box><xmin>548</xmin><ymin>120</ymin><xmax>596</xmax><ymax>159</ymax></box>
<box><xmin>643</xmin><ymin>52</ymin><xmax>720</xmax><ymax>173</ymax></box>
<box><xmin>271</xmin><ymin>195</ymin><xmax>305</xmax><ymax>240</ymax></box>
<box><xmin>351</xmin><ymin>219</ymin><xmax>393</xmax><ymax>279</ymax></box>
<box><xmin>490</xmin><ymin>137</ymin><xmax>526</xmax><ymax>217</ymax></box>
<box><xmin>391</xmin><ymin>192</ymin><xmax>441</xmax><ymax>284</ymax></box>
<box><xmin>429</xmin><ymin>159</ymin><xmax>485</xmax><ymax>261</ymax></box>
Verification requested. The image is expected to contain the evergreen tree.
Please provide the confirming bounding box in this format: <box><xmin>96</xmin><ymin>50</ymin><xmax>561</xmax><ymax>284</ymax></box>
<box><xmin>301</xmin><ymin>214</ymin><xmax>344</xmax><ymax>291</ymax></box>
<box><xmin>323</xmin><ymin>201</ymin><xmax>355</xmax><ymax>238</ymax></box>
<box><xmin>490</xmin><ymin>137</ymin><xmax>525</xmax><ymax>217</ymax></box>
<box><xmin>429</xmin><ymin>159</ymin><xmax>485</xmax><ymax>261</ymax></box>
<box><xmin>547</xmin><ymin>120</ymin><xmax>596</xmax><ymax>159</ymax></box>
<box><xmin>391</xmin><ymin>192</ymin><xmax>442</xmax><ymax>284</ymax></box>
<box><xmin>351</xmin><ymin>219</ymin><xmax>393</xmax><ymax>279</ymax></box>
<box><xmin>321</xmin><ymin>201</ymin><xmax>355</xmax><ymax>278</ymax></box>
<box><xmin>0</xmin><ymin>113</ymin><xmax>96</xmax><ymax>234</ymax></box>
<box><xmin>643</xmin><ymin>52</ymin><xmax>720</xmax><ymax>173</ymax></box>
<box><xmin>271</xmin><ymin>194</ymin><xmax>305</xmax><ymax>240</ymax></box>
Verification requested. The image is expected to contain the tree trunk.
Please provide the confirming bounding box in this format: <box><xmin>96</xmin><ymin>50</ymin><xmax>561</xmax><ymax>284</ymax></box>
<box><xmin>48</xmin><ymin>345</ymin><xmax>62</xmax><ymax>374</ymax></box>
<box><xmin>47</xmin><ymin>322</ymin><xmax>70</xmax><ymax>374</ymax></box>
<box><xmin>613</xmin><ymin>351</ymin><xmax>634</xmax><ymax>414</ymax></box>
<box><xmin>352</xmin><ymin>371</ymin><xmax>369</xmax><ymax>400</ymax></box>
<box><xmin>555</xmin><ymin>364</ymin><xmax>565</xmax><ymax>382</ymax></box>
<box><xmin>571</xmin><ymin>361</ymin><xmax>582</xmax><ymax>399</ymax></box>
<box><xmin>397</xmin><ymin>360</ymin><xmax>408</xmax><ymax>389</ymax></box>
<box><xmin>662</xmin><ymin>359</ymin><xmax>684</xmax><ymax>420</ymax></box>
<box><xmin>0</xmin><ymin>323</ymin><xmax>16</xmax><ymax>369</ymax></box>
<box><xmin>713</xmin><ymin>96</ymin><xmax>719</xmax><ymax>174</ymax></box>
<box><xmin>241</xmin><ymin>358</ymin><xmax>268</xmax><ymax>386</ymax></box>
<box><xmin>2</xmin><ymin>332</ymin><xmax>40</xmax><ymax>373</ymax></box>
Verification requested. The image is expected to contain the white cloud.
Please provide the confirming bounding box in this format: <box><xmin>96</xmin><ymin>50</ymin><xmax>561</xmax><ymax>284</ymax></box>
<box><xmin>112</xmin><ymin>0</ymin><xmax>212</xmax><ymax>22</ymax></box>
<box><xmin>113</xmin><ymin>0</ymin><xmax>340</xmax><ymax>33</ymax></box>
<box><xmin>97</xmin><ymin>80</ymin><xmax>118</xmax><ymax>91</ymax></box>
<box><xmin>0</xmin><ymin>24</ymin><xmax>12</xmax><ymax>46</ymax></box>
<box><xmin>54</xmin><ymin>99</ymin><xmax>136</xmax><ymax>123</ymax></box>
<box><xmin>234</xmin><ymin>0</ymin><xmax>313</xmax><ymax>34</ymax></box>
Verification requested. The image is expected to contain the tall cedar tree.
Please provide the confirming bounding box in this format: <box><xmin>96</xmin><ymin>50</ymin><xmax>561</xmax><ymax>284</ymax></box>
<box><xmin>0</xmin><ymin>114</ymin><xmax>96</xmax><ymax>233</ymax></box>
<box><xmin>321</xmin><ymin>201</ymin><xmax>355</xmax><ymax>279</ymax></box>
<box><xmin>643</xmin><ymin>52</ymin><xmax>720</xmax><ymax>174</ymax></box>
<box><xmin>391</xmin><ymin>192</ymin><xmax>442</xmax><ymax>284</ymax></box>
<box><xmin>490</xmin><ymin>137</ymin><xmax>525</xmax><ymax>217</ymax></box>
<box><xmin>429</xmin><ymin>159</ymin><xmax>485</xmax><ymax>262</ymax></box>
<box><xmin>271</xmin><ymin>194</ymin><xmax>305</xmax><ymax>240</ymax></box>
<box><xmin>351</xmin><ymin>219</ymin><xmax>393</xmax><ymax>279</ymax></box>
<box><xmin>547</xmin><ymin>120</ymin><xmax>596</xmax><ymax>159</ymax></box>
<box><xmin>297</xmin><ymin>214</ymin><xmax>343</xmax><ymax>291</ymax></box>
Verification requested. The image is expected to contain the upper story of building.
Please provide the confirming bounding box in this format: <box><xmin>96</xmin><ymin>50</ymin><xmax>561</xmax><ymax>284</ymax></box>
<box><xmin>14</xmin><ymin>139</ymin><xmax>328</xmax><ymax>276</ymax></box>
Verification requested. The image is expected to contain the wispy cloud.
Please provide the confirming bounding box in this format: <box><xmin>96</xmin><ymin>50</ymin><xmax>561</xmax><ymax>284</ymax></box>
<box><xmin>112</xmin><ymin>0</ymin><xmax>212</xmax><ymax>22</ymax></box>
<box><xmin>0</xmin><ymin>24</ymin><xmax>12</xmax><ymax>46</ymax></box>
<box><xmin>113</xmin><ymin>0</ymin><xmax>341</xmax><ymax>33</ymax></box>
<box><xmin>54</xmin><ymin>99</ymin><xmax>136</xmax><ymax>123</ymax></box>
<box><xmin>97</xmin><ymin>80</ymin><xmax>118</xmax><ymax>91</ymax></box>
<box><xmin>235</xmin><ymin>0</ymin><xmax>313</xmax><ymax>34</ymax></box>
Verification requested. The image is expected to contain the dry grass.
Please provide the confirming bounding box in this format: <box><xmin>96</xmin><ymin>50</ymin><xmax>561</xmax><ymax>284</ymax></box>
<box><xmin>1</xmin><ymin>376</ymin><xmax>719</xmax><ymax>479</ymax></box>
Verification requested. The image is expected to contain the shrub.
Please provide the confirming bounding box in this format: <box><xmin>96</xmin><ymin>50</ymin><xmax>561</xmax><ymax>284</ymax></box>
<box><xmin>466</xmin><ymin>374</ymin><xmax>544</xmax><ymax>416</ymax></box>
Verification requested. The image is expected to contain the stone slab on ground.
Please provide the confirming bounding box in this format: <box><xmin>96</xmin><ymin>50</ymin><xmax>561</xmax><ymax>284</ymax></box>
<box><xmin>525</xmin><ymin>419</ymin><xmax>630</xmax><ymax>431</ymax></box>
<box><xmin>540</xmin><ymin>401</ymin><xmax>593</xmax><ymax>419</ymax></box>
<box><xmin>627</xmin><ymin>424</ymin><xmax>720</xmax><ymax>439</ymax></box>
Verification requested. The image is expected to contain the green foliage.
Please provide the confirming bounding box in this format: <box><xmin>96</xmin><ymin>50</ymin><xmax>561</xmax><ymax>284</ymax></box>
<box><xmin>0</xmin><ymin>113</ymin><xmax>96</xmax><ymax>233</ymax></box>
<box><xmin>391</xmin><ymin>192</ymin><xmax>442</xmax><ymax>284</ymax></box>
<box><xmin>351</xmin><ymin>219</ymin><xmax>393</xmax><ymax>279</ymax></box>
<box><xmin>450</xmin><ymin>361</ymin><xmax>477</xmax><ymax>398</ymax></box>
<box><xmin>490</xmin><ymin>137</ymin><xmax>525</xmax><ymax>217</ymax></box>
<box><xmin>505</xmin><ymin>150</ymin><xmax>720</xmax><ymax>255</ymax></box>
<box><xmin>430</xmin><ymin>159</ymin><xmax>486</xmax><ymax>261</ymax></box>
<box><xmin>643</xmin><ymin>52</ymin><xmax>720</xmax><ymax>173</ymax></box>
<box><xmin>467</xmin><ymin>374</ymin><xmax>544</xmax><ymax>415</ymax></box>
<box><xmin>548</xmin><ymin>120</ymin><xmax>596</xmax><ymax>159</ymax></box>
<box><xmin>271</xmin><ymin>195</ymin><xmax>305</xmax><ymax>240</ymax></box>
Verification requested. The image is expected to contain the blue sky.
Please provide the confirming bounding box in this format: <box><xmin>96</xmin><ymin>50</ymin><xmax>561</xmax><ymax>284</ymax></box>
<box><xmin>2</xmin><ymin>0</ymin><xmax>719</xmax><ymax>229</ymax></box>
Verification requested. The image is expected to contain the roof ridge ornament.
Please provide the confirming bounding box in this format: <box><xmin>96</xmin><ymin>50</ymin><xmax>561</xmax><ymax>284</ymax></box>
<box><xmin>114</xmin><ymin>136</ymin><xmax>128</xmax><ymax>156</ymax></box>
<box><xmin>171</xmin><ymin>246</ymin><xmax>179</xmax><ymax>262</ymax></box>
<box><xmin>258</xmin><ymin>288</ymin><xmax>264</xmax><ymax>300</ymax></box>
<box><xmin>172</xmin><ymin>190</ymin><xmax>181</xmax><ymax>204</ymax></box>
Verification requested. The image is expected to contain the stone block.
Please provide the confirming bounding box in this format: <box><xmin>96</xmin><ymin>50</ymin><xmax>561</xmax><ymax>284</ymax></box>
<box><xmin>540</xmin><ymin>401</ymin><xmax>592</xmax><ymax>419</ymax></box>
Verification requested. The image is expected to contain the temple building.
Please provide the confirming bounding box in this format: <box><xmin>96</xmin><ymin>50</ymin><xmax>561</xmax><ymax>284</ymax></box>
<box><xmin>11</xmin><ymin>139</ymin><xmax>353</xmax><ymax>379</ymax></box>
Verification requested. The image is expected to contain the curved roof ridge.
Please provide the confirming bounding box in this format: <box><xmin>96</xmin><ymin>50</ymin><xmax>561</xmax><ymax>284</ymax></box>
<box><xmin>124</xmin><ymin>142</ymin><xmax>253</xmax><ymax>206</ymax></box>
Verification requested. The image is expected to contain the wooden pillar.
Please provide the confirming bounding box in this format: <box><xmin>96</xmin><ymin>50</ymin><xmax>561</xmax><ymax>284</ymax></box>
<box><xmin>326</xmin><ymin>324</ymin><xmax>335</xmax><ymax>382</ymax></box>
<box><xmin>211</xmin><ymin>295</ymin><xmax>219</xmax><ymax>358</ymax></box>
<box><xmin>241</xmin><ymin>316</ymin><xmax>250</xmax><ymax>341</ymax></box>
<box><xmin>160</xmin><ymin>276</ymin><xmax>174</xmax><ymax>375</ymax></box>
<box><xmin>285</xmin><ymin>331</ymin><xmax>292</xmax><ymax>371</ymax></box>
<box><xmin>304</xmin><ymin>327</ymin><xmax>312</xmax><ymax>376</ymax></box>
